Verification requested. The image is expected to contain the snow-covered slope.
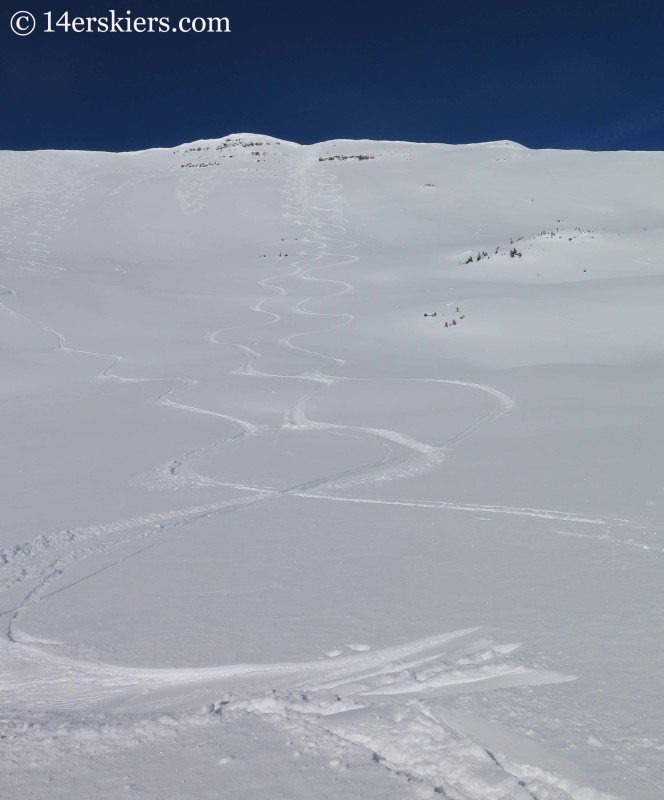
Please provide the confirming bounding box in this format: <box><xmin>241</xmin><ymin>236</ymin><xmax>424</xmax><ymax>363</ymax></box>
<box><xmin>1</xmin><ymin>134</ymin><xmax>663</xmax><ymax>799</ymax></box>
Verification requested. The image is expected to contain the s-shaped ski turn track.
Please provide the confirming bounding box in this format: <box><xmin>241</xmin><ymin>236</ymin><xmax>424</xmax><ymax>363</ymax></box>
<box><xmin>0</xmin><ymin>147</ymin><xmax>650</xmax><ymax>800</ymax></box>
<box><xmin>3</xmin><ymin>148</ymin><xmax>658</xmax><ymax>660</ymax></box>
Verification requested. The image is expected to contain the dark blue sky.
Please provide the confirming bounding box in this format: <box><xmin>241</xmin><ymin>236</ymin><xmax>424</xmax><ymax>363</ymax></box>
<box><xmin>2</xmin><ymin>0</ymin><xmax>664</xmax><ymax>151</ymax></box>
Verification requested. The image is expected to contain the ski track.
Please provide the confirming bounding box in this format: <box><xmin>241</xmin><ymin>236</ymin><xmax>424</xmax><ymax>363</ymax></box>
<box><xmin>0</xmin><ymin>147</ymin><xmax>643</xmax><ymax>798</ymax></box>
<box><xmin>0</xmin><ymin>626</ymin><xmax>612</xmax><ymax>800</ymax></box>
<box><xmin>2</xmin><ymin>149</ymin><xmax>660</xmax><ymax>648</ymax></box>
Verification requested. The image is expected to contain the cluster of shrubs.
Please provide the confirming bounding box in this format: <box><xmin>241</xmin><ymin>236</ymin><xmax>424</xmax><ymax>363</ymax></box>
<box><xmin>535</xmin><ymin>226</ymin><xmax>594</xmax><ymax>241</ymax></box>
<box><xmin>215</xmin><ymin>139</ymin><xmax>278</xmax><ymax>151</ymax></box>
<box><xmin>180</xmin><ymin>161</ymin><xmax>222</xmax><ymax>169</ymax></box>
<box><xmin>461</xmin><ymin>222</ymin><xmax>601</xmax><ymax>266</ymax></box>
<box><xmin>177</xmin><ymin>138</ymin><xmax>278</xmax><ymax>167</ymax></box>
<box><xmin>465</xmin><ymin>245</ymin><xmax>523</xmax><ymax>263</ymax></box>
<box><xmin>466</xmin><ymin>250</ymin><xmax>490</xmax><ymax>264</ymax></box>
<box><xmin>318</xmin><ymin>155</ymin><xmax>375</xmax><ymax>162</ymax></box>
<box><xmin>176</xmin><ymin>139</ymin><xmax>280</xmax><ymax>157</ymax></box>
<box><xmin>538</xmin><ymin>228</ymin><xmax>562</xmax><ymax>238</ymax></box>
<box><xmin>423</xmin><ymin>307</ymin><xmax>466</xmax><ymax>328</ymax></box>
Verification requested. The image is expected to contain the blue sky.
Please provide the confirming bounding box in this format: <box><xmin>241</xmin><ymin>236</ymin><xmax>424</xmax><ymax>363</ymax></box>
<box><xmin>2</xmin><ymin>0</ymin><xmax>663</xmax><ymax>151</ymax></box>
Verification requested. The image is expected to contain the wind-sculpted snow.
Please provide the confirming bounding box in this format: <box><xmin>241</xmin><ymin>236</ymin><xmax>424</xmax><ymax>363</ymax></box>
<box><xmin>1</xmin><ymin>135</ymin><xmax>663</xmax><ymax>797</ymax></box>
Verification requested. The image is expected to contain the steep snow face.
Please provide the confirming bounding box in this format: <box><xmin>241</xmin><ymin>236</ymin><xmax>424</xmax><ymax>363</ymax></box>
<box><xmin>1</xmin><ymin>136</ymin><xmax>663</xmax><ymax>799</ymax></box>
